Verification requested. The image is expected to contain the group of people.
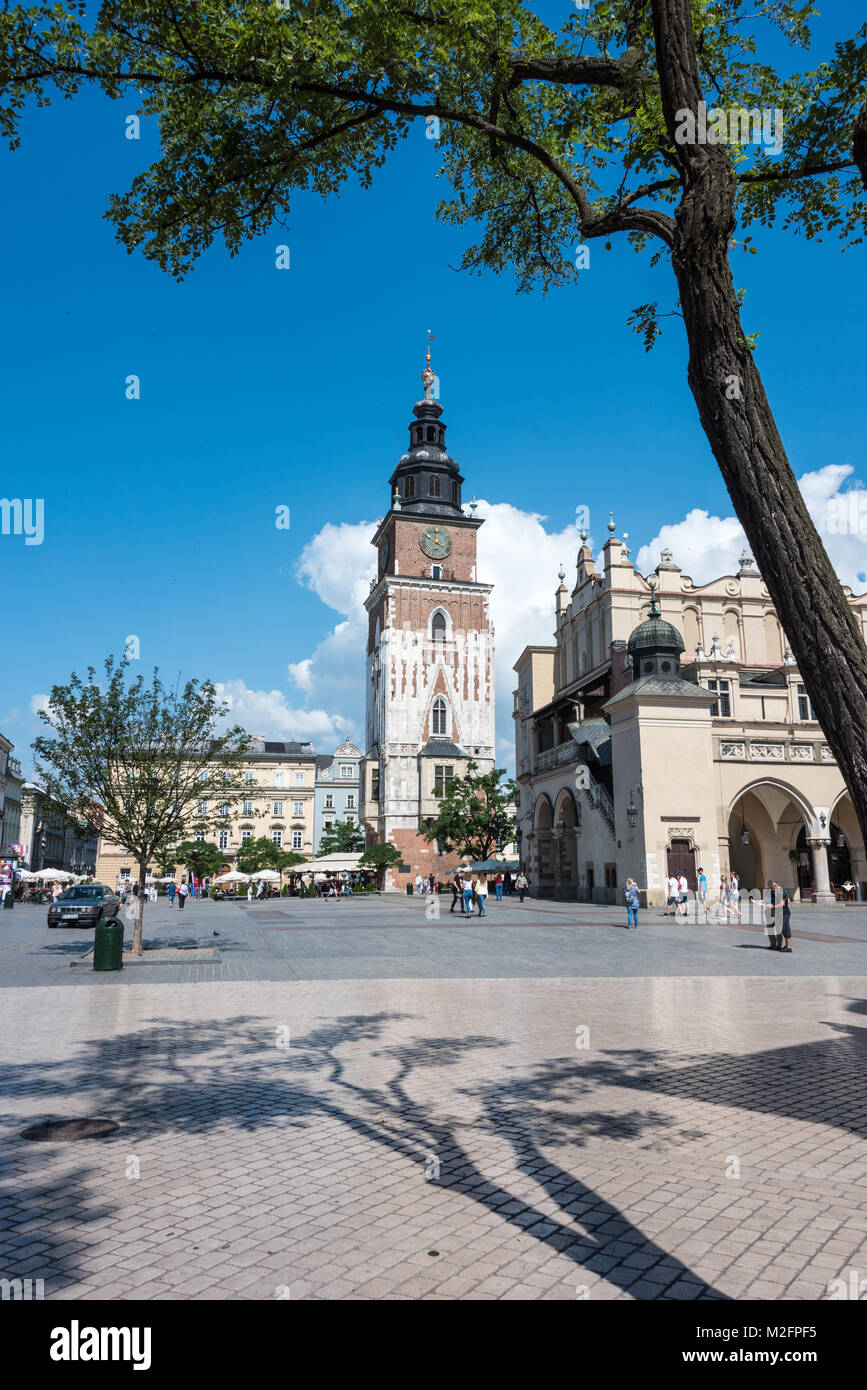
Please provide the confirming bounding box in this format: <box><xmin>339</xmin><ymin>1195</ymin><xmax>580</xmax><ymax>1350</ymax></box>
<box><xmin>624</xmin><ymin>872</ymin><xmax>793</xmax><ymax>950</ymax></box>
<box><xmin>447</xmin><ymin>869</ymin><xmax>530</xmax><ymax>917</ymax></box>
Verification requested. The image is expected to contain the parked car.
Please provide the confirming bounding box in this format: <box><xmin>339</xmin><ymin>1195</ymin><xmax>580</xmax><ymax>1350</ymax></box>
<box><xmin>47</xmin><ymin>884</ymin><xmax>120</xmax><ymax>928</ymax></box>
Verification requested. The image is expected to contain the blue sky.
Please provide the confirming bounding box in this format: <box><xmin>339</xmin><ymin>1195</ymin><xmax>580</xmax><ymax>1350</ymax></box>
<box><xmin>1</xmin><ymin>3</ymin><xmax>865</xmax><ymax>776</ymax></box>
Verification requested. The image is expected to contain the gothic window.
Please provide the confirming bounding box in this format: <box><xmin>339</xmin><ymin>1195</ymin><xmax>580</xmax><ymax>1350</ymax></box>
<box><xmin>432</xmin><ymin>697</ymin><xmax>448</xmax><ymax>735</ymax></box>
<box><xmin>431</xmin><ymin>612</ymin><xmax>446</xmax><ymax>642</ymax></box>
<box><xmin>451</xmin><ymin>481</ymin><xmax>458</xmax><ymax>502</ymax></box>
<box><xmin>405</xmin><ymin>476</ymin><xmax>415</xmax><ymax>498</ymax></box>
<box><xmin>429</xmin><ymin>474</ymin><xmax>441</xmax><ymax>497</ymax></box>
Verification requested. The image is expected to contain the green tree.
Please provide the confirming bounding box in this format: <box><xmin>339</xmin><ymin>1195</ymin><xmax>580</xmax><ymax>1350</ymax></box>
<box><xmin>5</xmin><ymin>2</ymin><xmax>867</xmax><ymax>841</ymax></box>
<box><xmin>235</xmin><ymin>834</ymin><xmax>306</xmax><ymax>876</ymax></box>
<box><xmin>423</xmin><ymin>761</ymin><xmax>516</xmax><ymax>863</ymax></box>
<box><xmin>32</xmin><ymin>655</ymin><xmax>249</xmax><ymax>954</ymax></box>
<box><xmin>358</xmin><ymin>842</ymin><xmax>402</xmax><ymax>889</ymax></box>
<box><xmin>171</xmin><ymin>839</ymin><xmax>224</xmax><ymax>885</ymax></box>
<box><xmin>316</xmin><ymin>818</ymin><xmax>366</xmax><ymax>857</ymax></box>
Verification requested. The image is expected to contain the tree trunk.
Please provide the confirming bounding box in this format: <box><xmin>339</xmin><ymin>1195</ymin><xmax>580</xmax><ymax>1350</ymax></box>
<box><xmin>652</xmin><ymin>0</ymin><xmax>867</xmax><ymax>856</ymax></box>
<box><xmin>131</xmin><ymin>860</ymin><xmax>146</xmax><ymax>955</ymax></box>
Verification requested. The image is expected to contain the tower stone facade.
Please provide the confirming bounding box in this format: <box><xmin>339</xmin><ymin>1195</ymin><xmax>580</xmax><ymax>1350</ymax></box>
<box><xmin>359</xmin><ymin>352</ymin><xmax>495</xmax><ymax>889</ymax></box>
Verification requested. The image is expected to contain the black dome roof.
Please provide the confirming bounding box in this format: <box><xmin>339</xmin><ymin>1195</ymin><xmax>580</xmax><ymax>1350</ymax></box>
<box><xmin>627</xmin><ymin>612</ymin><xmax>685</xmax><ymax>657</ymax></box>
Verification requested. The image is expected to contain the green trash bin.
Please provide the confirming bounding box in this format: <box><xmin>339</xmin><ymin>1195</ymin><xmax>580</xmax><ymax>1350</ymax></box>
<box><xmin>406</xmin><ymin>882</ymin><xmax>413</xmax><ymax>896</ymax></box>
<box><xmin>93</xmin><ymin>914</ymin><xmax>124</xmax><ymax>971</ymax></box>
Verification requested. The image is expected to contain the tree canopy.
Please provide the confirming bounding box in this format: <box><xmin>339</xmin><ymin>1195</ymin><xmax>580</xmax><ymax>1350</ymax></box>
<box><xmin>235</xmin><ymin>834</ymin><xmax>306</xmax><ymax>875</ymax></box>
<box><xmin>316</xmin><ymin>818</ymin><xmax>366</xmax><ymax>856</ymax></box>
<box><xmin>423</xmin><ymin>760</ymin><xmax>516</xmax><ymax>863</ymax></box>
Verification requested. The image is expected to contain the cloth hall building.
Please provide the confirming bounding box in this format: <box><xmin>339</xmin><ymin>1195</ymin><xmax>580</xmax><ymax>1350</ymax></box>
<box><xmin>513</xmin><ymin>524</ymin><xmax>867</xmax><ymax>907</ymax></box>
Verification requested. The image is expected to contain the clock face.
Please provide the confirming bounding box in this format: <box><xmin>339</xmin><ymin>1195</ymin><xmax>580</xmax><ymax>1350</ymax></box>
<box><xmin>419</xmin><ymin>525</ymin><xmax>453</xmax><ymax>560</ymax></box>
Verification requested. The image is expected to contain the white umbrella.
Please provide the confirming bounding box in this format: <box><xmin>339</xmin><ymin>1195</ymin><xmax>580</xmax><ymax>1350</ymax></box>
<box><xmin>155</xmin><ymin>875</ymin><xmax>178</xmax><ymax>883</ymax></box>
<box><xmin>214</xmin><ymin>871</ymin><xmax>249</xmax><ymax>884</ymax></box>
<box><xmin>250</xmin><ymin>869</ymin><xmax>281</xmax><ymax>881</ymax></box>
<box><xmin>16</xmin><ymin>868</ymin><xmax>39</xmax><ymax>880</ymax></box>
<box><xmin>38</xmin><ymin>868</ymin><xmax>75</xmax><ymax>882</ymax></box>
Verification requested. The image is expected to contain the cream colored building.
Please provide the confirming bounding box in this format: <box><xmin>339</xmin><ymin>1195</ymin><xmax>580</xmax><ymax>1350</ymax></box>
<box><xmin>513</xmin><ymin>527</ymin><xmax>867</xmax><ymax>907</ymax></box>
<box><xmin>95</xmin><ymin>738</ymin><xmax>317</xmax><ymax>885</ymax></box>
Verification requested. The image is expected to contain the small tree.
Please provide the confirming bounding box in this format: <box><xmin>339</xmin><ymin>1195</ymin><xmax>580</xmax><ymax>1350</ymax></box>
<box><xmin>235</xmin><ymin>835</ymin><xmax>306</xmax><ymax>877</ymax></box>
<box><xmin>32</xmin><ymin>655</ymin><xmax>249</xmax><ymax>954</ymax></box>
<box><xmin>423</xmin><ymin>762</ymin><xmax>516</xmax><ymax>864</ymax></box>
<box><xmin>171</xmin><ymin>840</ymin><xmax>224</xmax><ymax>886</ymax></box>
<box><xmin>358</xmin><ymin>843</ymin><xmax>402</xmax><ymax>890</ymax></box>
<box><xmin>316</xmin><ymin>819</ymin><xmax>366</xmax><ymax>857</ymax></box>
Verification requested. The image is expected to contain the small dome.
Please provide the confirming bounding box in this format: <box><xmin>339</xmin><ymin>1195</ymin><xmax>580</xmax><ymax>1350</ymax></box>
<box><xmin>627</xmin><ymin>613</ymin><xmax>685</xmax><ymax>658</ymax></box>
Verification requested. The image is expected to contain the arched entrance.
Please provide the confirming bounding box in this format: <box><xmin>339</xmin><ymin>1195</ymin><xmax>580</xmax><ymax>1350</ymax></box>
<box><xmin>727</xmin><ymin>781</ymin><xmax>813</xmax><ymax>897</ymax></box>
<box><xmin>530</xmin><ymin>794</ymin><xmax>555</xmax><ymax>898</ymax></box>
<box><xmin>552</xmin><ymin>789</ymin><xmax>580</xmax><ymax>900</ymax></box>
<box><xmin>794</xmin><ymin>825</ymin><xmax>851</xmax><ymax>896</ymax></box>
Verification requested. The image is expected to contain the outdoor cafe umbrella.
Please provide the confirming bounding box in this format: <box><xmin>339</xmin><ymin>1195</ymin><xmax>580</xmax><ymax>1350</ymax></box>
<box><xmin>214</xmin><ymin>871</ymin><xmax>248</xmax><ymax>884</ymax></box>
<box><xmin>38</xmin><ymin>868</ymin><xmax>76</xmax><ymax>882</ymax></box>
<box><xmin>250</xmin><ymin>869</ymin><xmax>281</xmax><ymax>882</ymax></box>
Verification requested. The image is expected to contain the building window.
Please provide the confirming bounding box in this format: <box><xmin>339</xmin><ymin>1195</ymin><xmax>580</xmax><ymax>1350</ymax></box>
<box><xmin>292</xmin><ymin>830</ymin><xmax>303</xmax><ymax>850</ymax></box>
<box><xmin>241</xmin><ymin>829</ymin><xmax>252</xmax><ymax>843</ymax></box>
<box><xmin>451</xmin><ymin>481</ymin><xmax>458</xmax><ymax>503</ymax></box>
<box><xmin>434</xmin><ymin>764</ymin><xmax>454</xmax><ymax>797</ymax></box>
<box><xmin>293</xmin><ymin>800</ymin><xmax>304</xmax><ymax>817</ymax></box>
<box><xmin>429</xmin><ymin>474</ymin><xmax>440</xmax><ymax>497</ymax></box>
<box><xmin>707</xmin><ymin>679</ymin><xmax>731</xmax><ymax>717</ymax></box>
<box><xmin>295</xmin><ymin>772</ymin><xmax>304</xmax><ymax>786</ymax></box>
<box><xmin>275</xmin><ymin>772</ymin><xmax>284</xmax><ymax>788</ymax></box>
<box><xmin>345</xmin><ymin>815</ymin><xmax>355</xmax><ymax>826</ymax></box>
<box><xmin>346</xmin><ymin>794</ymin><xmax>355</xmax><ymax>809</ymax></box>
<box><xmin>324</xmin><ymin>818</ymin><xmax>334</xmax><ymax>831</ymax></box>
<box><xmin>222</xmin><ymin>772</ymin><xmax>231</xmax><ymax>784</ymax></box>
<box><xmin>405</xmin><ymin>476</ymin><xmax>415</xmax><ymax>498</ymax></box>
<box><xmin>432</xmin><ymin>696</ymin><xmax>448</xmax><ymax>735</ymax></box>
<box><xmin>273</xmin><ymin>801</ymin><xmax>283</xmax><ymax>816</ymax></box>
<box><xmin>325</xmin><ymin>792</ymin><xmax>334</xmax><ymax>809</ymax></box>
<box><xmin>218</xmin><ymin>829</ymin><xmax>229</xmax><ymax>850</ymax></box>
<box><xmin>199</xmin><ymin>770</ymin><xmax>209</xmax><ymax>783</ymax></box>
<box><xmin>219</xmin><ymin>801</ymin><xmax>230</xmax><ymax>817</ymax></box>
<box><xmin>195</xmin><ymin>830</ymin><xmax>205</xmax><ymax>842</ymax></box>
<box><xmin>198</xmin><ymin>800</ymin><xmax>208</xmax><ymax>815</ymax></box>
<box><xmin>797</xmin><ymin>684</ymin><xmax>816</xmax><ymax>720</ymax></box>
<box><xmin>272</xmin><ymin>830</ymin><xmax>283</xmax><ymax>847</ymax></box>
<box><xmin>244</xmin><ymin>772</ymin><xmax>254</xmax><ymax>786</ymax></box>
<box><xmin>432</xmin><ymin>611</ymin><xmax>446</xmax><ymax>642</ymax></box>
<box><xmin>371</xmin><ymin>769</ymin><xmax>380</xmax><ymax>801</ymax></box>
<box><xmin>242</xmin><ymin>799</ymin><xmax>253</xmax><ymax>816</ymax></box>
<box><xmin>432</xmin><ymin>565</ymin><xmax>442</xmax><ymax>579</ymax></box>
<box><xmin>426</xmin><ymin>426</ymin><xmax>435</xmax><ymax>441</ymax></box>
<box><xmin>340</xmin><ymin>764</ymin><xmax>353</xmax><ymax>778</ymax></box>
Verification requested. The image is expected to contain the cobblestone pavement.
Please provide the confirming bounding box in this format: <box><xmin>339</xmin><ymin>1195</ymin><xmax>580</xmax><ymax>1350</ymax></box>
<box><xmin>3</xmin><ymin>894</ymin><xmax>867</xmax><ymax>986</ymax></box>
<box><xmin>2</xmin><ymin>975</ymin><xmax>867</xmax><ymax>1300</ymax></box>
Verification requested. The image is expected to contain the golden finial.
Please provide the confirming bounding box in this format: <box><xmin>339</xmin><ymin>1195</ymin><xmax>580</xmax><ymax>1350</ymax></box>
<box><xmin>422</xmin><ymin>329</ymin><xmax>436</xmax><ymax>401</ymax></box>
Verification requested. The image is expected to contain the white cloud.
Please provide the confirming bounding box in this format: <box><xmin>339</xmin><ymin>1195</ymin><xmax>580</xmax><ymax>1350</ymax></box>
<box><xmin>29</xmin><ymin>693</ymin><xmax>51</xmax><ymax>718</ymax></box>
<box><xmin>636</xmin><ymin>465</ymin><xmax>867</xmax><ymax>591</ymax></box>
<box><xmin>213</xmin><ymin>679</ymin><xmax>356</xmax><ymax>746</ymax></box>
<box><xmin>0</xmin><ymin>707</ymin><xmax>20</xmax><ymax>725</ymax></box>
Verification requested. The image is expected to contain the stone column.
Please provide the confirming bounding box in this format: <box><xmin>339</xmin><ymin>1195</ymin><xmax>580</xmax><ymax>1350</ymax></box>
<box><xmin>808</xmin><ymin>837</ymin><xmax>835</xmax><ymax>904</ymax></box>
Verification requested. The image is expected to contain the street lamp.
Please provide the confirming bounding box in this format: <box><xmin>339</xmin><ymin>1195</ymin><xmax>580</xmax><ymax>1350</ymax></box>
<box><xmin>626</xmin><ymin>801</ymin><xmax>638</xmax><ymax>829</ymax></box>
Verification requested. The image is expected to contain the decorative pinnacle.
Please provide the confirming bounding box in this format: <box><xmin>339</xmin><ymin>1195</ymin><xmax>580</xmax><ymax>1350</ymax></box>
<box><xmin>579</xmin><ymin>527</ymin><xmax>588</xmax><ymax>544</ymax></box>
<box><xmin>647</xmin><ymin>573</ymin><xmax>660</xmax><ymax>615</ymax></box>
<box><xmin>422</xmin><ymin>330</ymin><xmax>436</xmax><ymax>401</ymax></box>
<box><xmin>469</xmin><ymin>495</ymin><xmax>478</xmax><ymax>515</ymax></box>
<box><xmin>393</xmin><ymin>486</ymin><xmax>401</xmax><ymax>512</ymax></box>
<box><xmin>607</xmin><ymin>511</ymin><xmax>616</xmax><ymax>535</ymax></box>
<box><xmin>558</xmin><ymin>563</ymin><xmax>565</xmax><ymax>583</ymax></box>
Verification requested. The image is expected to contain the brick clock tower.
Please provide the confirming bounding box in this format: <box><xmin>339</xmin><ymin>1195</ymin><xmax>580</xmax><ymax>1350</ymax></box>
<box><xmin>360</xmin><ymin>346</ymin><xmax>495</xmax><ymax>890</ymax></box>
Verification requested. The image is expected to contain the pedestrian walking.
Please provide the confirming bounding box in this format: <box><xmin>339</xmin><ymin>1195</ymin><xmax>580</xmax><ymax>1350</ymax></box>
<box><xmin>625</xmin><ymin>877</ymin><xmax>640</xmax><ymax>930</ymax></box>
<box><xmin>475</xmin><ymin>873</ymin><xmax>488</xmax><ymax>917</ymax></box>
<box><xmin>415</xmin><ymin>873</ymin><xmax>423</xmax><ymax>896</ymax></box>
<box><xmin>450</xmin><ymin>872</ymin><xmax>463</xmax><ymax>915</ymax></box>
<box><xmin>729</xmin><ymin>871</ymin><xmax>741</xmax><ymax>919</ymax></box>
<box><xmin>780</xmin><ymin>889</ymin><xmax>793</xmax><ymax>952</ymax></box>
<box><xmin>516</xmin><ymin>871</ymin><xmax>528</xmax><ymax>903</ymax></box>
<box><xmin>504</xmin><ymin>870</ymin><xmax>513</xmax><ymax>896</ymax></box>
<box><xmin>664</xmin><ymin>872</ymin><xmax>678</xmax><ymax>916</ymax></box>
<box><xmin>428</xmin><ymin>872</ymin><xmax>435</xmax><ymax>895</ymax></box>
<box><xmin>167</xmin><ymin>881</ymin><xmax>176</xmax><ymax>908</ymax></box>
<box><xmin>697</xmin><ymin>866</ymin><xmax>708</xmax><ymax>919</ymax></box>
<box><xmin>246</xmin><ymin>883</ymin><xmax>253</xmax><ymax>904</ymax></box>
<box><xmin>177</xmin><ymin>880</ymin><xmax>189</xmax><ymax>910</ymax></box>
<box><xmin>462</xmin><ymin>875</ymin><xmax>473</xmax><ymax>917</ymax></box>
<box><xmin>494</xmin><ymin>873</ymin><xmax>503</xmax><ymax>903</ymax></box>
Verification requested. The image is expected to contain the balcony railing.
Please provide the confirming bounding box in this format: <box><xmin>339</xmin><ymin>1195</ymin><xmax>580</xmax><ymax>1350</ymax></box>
<box><xmin>535</xmin><ymin>742</ymin><xmax>580</xmax><ymax>773</ymax></box>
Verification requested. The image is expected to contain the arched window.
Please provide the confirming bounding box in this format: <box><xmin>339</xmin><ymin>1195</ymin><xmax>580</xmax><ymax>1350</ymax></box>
<box><xmin>451</xmin><ymin>480</ymin><xmax>458</xmax><ymax>503</ymax></box>
<box><xmin>432</xmin><ymin>611</ymin><xmax>446</xmax><ymax>642</ymax></box>
<box><xmin>404</xmin><ymin>476</ymin><xmax>415</xmax><ymax>498</ymax></box>
<box><xmin>429</xmin><ymin>474</ymin><xmax>441</xmax><ymax>497</ymax></box>
<box><xmin>432</xmin><ymin>696</ymin><xmax>447</xmax><ymax>735</ymax></box>
<box><xmin>414</xmin><ymin>427</ymin><xmax>422</xmax><ymax>443</ymax></box>
<box><xmin>426</xmin><ymin>425</ymin><xmax>436</xmax><ymax>441</ymax></box>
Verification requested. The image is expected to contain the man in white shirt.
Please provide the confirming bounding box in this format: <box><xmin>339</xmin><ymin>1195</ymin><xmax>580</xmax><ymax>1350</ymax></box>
<box><xmin>676</xmin><ymin>872</ymin><xmax>689</xmax><ymax>919</ymax></box>
<box><xmin>664</xmin><ymin>874</ymin><xmax>678</xmax><ymax>916</ymax></box>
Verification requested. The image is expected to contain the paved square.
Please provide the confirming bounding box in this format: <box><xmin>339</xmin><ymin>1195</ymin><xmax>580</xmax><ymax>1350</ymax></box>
<box><xmin>2</xmin><ymin>897</ymin><xmax>867</xmax><ymax>1300</ymax></box>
